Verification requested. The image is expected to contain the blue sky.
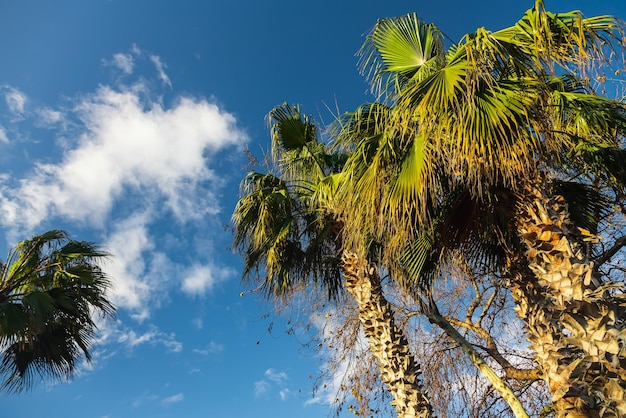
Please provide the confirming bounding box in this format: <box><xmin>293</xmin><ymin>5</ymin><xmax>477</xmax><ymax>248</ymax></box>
<box><xmin>1</xmin><ymin>1</ymin><xmax>626</xmax><ymax>417</ymax></box>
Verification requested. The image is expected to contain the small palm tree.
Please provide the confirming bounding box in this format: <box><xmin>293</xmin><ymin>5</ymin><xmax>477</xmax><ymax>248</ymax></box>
<box><xmin>334</xmin><ymin>3</ymin><xmax>626</xmax><ymax>416</ymax></box>
<box><xmin>0</xmin><ymin>230</ymin><xmax>115</xmax><ymax>393</ymax></box>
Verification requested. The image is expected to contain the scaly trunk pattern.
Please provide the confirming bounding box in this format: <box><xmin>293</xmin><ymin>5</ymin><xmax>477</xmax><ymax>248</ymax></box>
<box><xmin>512</xmin><ymin>185</ymin><xmax>626</xmax><ymax>417</ymax></box>
<box><xmin>341</xmin><ymin>250</ymin><xmax>432</xmax><ymax>418</ymax></box>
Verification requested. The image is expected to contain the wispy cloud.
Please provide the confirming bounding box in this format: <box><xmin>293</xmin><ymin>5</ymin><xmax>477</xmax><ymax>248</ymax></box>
<box><xmin>104</xmin><ymin>46</ymin><xmax>172</xmax><ymax>87</ymax></box>
<box><xmin>264</xmin><ymin>368</ymin><xmax>288</xmax><ymax>383</ymax></box>
<box><xmin>3</xmin><ymin>86</ymin><xmax>26</xmax><ymax>115</ymax></box>
<box><xmin>150</xmin><ymin>55</ymin><xmax>171</xmax><ymax>88</ymax></box>
<box><xmin>112</xmin><ymin>53</ymin><xmax>134</xmax><ymax>74</ymax></box>
<box><xmin>79</xmin><ymin>318</ymin><xmax>184</xmax><ymax>376</ymax></box>
<box><xmin>36</xmin><ymin>107</ymin><xmax>64</xmax><ymax>126</ymax></box>
<box><xmin>161</xmin><ymin>393</ymin><xmax>184</xmax><ymax>405</ymax></box>
<box><xmin>254</xmin><ymin>380</ymin><xmax>271</xmax><ymax>398</ymax></box>
<box><xmin>115</xmin><ymin>325</ymin><xmax>183</xmax><ymax>353</ymax></box>
<box><xmin>0</xmin><ymin>125</ymin><xmax>8</xmax><ymax>143</ymax></box>
<box><xmin>253</xmin><ymin>368</ymin><xmax>290</xmax><ymax>401</ymax></box>
<box><xmin>132</xmin><ymin>390</ymin><xmax>184</xmax><ymax>408</ymax></box>
<box><xmin>192</xmin><ymin>341</ymin><xmax>224</xmax><ymax>355</ymax></box>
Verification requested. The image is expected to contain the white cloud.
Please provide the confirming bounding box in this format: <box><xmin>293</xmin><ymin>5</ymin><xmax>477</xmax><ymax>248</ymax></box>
<box><xmin>162</xmin><ymin>393</ymin><xmax>184</xmax><ymax>405</ymax></box>
<box><xmin>253</xmin><ymin>368</ymin><xmax>289</xmax><ymax>401</ymax></box>
<box><xmin>0</xmin><ymin>83</ymin><xmax>247</xmax><ymax>231</ymax></box>
<box><xmin>103</xmin><ymin>213</ymin><xmax>155</xmax><ymax>320</ymax></box>
<box><xmin>115</xmin><ymin>325</ymin><xmax>182</xmax><ymax>353</ymax></box>
<box><xmin>264</xmin><ymin>368</ymin><xmax>288</xmax><ymax>383</ymax></box>
<box><xmin>163</xmin><ymin>339</ymin><xmax>184</xmax><ymax>353</ymax></box>
<box><xmin>37</xmin><ymin>107</ymin><xmax>64</xmax><ymax>126</ymax></box>
<box><xmin>150</xmin><ymin>55</ymin><xmax>171</xmax><ymax>88</ymax></box>
<box><xmin>254</xmin><ymin>380</ymin><xmax>270</xmax><ymax>398</ymax></box>
<box><xmin>4</xmin><ymin>86</ymin><xmax>26</xmax><ymax>115</ymax></box>
<box><xmin>192</xmin><ymin>341</ymin><xmax>224</xmax><ymax>355</ymax></box>
<box><xmin>0</xmin><ymin>125</ymin><xmax>8</xmax><ymax>143</ymax></box>
<box><xmin>112</xmin><ymin>53</ymin><xmax>134</xmax><ymax>74</ymax></box>
<box><xmin>181</xmin><ymin>264</ymin><xmax>235</xmax><ymax>296</ymax></box>
<box><xmin>78</xmin><ymin>317</ymin><xmax>184</xmax><ymax>377</ymax></box>
<box><xmin>279</xmin><ymin>389</ymin><xmax>290</xmax><ymax>401</ymax></box>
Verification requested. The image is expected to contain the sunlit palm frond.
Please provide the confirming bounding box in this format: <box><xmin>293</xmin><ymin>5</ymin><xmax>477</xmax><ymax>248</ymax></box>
<box><xmin>333</xmin><ymin>102</ymin><xmax>434</xmax><ymax>254</ymax></box>
<box><xmin>359</xmin><ymin>13</ymin><xmax>445</xmax><ymax>100</ymax></box>
<box><xmin>268</xmin><ymin>103</ymin><xmax>327</xmax><ymax>182</ymax></box>
<box><xmin>493</xmin><ymin>1</ymin><xmax>624</xmax><ymax>75</ymax></box>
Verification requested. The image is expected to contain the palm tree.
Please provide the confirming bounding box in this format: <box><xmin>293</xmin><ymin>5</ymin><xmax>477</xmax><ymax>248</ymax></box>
<box><xmin>232</xmin><ymin>104</ymin><xmax>433</xmax><ymax>417</ymax></box>
<box><xmin>333</xmin><ymin>3</ymin><xmax>626</xmax><ymax>416</ymax></box>
<box><xmin>0</xmin><ymin>230</ymin><xmax>114</xmax><ymax>393</ymax></box>
<box><xmin>334</xmin><ymin>102</ymin><xmax>533</xmax><ymax>417</ymax></box>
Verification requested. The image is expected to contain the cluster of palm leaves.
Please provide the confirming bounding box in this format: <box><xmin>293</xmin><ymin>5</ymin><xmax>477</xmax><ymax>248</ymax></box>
<box><xmin>233</xmin><ymin>1</ymin><xmax>626</xmax><ymax>417</ymax></box>
<box><xmin>0</xmin><ymin>230</ymin><xmax>114</xmax><ymax>393</ymax></box>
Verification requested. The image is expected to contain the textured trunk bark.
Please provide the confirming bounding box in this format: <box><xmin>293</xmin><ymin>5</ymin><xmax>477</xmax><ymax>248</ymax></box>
<box><xmin>512</xmin><ymin>185</ymin><xmax>626</xmax><ymax>417</ymax></box>
<box><xmin>341</xmin><ymin>250</ymin><xmax>432</xmax><ymax>418</ymax></box>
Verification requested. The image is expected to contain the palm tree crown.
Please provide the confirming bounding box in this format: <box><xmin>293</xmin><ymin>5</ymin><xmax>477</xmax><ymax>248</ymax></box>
<box><xmin>0</xmin><ymin>230</ymin><xmax>114</xmax><ymax>393</ymax></box>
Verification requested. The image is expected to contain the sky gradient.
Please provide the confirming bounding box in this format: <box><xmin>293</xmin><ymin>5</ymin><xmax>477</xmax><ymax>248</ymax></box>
<box><xmin>2</xmin><ymin>1</ymin><xmax>626</xmax><ymax>417</ymax></box>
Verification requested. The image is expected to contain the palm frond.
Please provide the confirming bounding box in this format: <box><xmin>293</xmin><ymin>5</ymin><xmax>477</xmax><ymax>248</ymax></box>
<box><xmin>268</xmin><ymin>103</ymin><xmax>327</xmax><ymax>181</ymax></box>
<box><xmin>0</xmin><ymin>230</ymin><xmax>114</xmax><ymax>393</ymax></box>
<box><xmin>359</xmin><ymin>13</ymin><xmax>445</xmax><ymax>100</ymax></box>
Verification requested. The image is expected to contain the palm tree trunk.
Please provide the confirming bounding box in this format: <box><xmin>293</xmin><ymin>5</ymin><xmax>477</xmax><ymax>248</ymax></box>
<box><xmin>512</xmin><ymin>185</ymin><xmax>626</xmax><ymax>417</ymax></box>
<box><xmin>341</xmin><ymin>250</ymin><xmax>432</xmax><ymax>418</ymax></box>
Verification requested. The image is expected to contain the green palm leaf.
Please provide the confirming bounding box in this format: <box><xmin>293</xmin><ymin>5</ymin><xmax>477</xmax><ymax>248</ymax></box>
<box><xmin>0</xmin><ymin>230</ymin><xmax>114</xmax><ymax>393</ymax></box>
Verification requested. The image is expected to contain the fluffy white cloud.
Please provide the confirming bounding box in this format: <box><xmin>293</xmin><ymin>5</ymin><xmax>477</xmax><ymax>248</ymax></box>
<box><xmin>0</xmin><ymin>83</ymin><xmax>247</xmax><ymax>230</ymax></box>
<box><xmin>102</xmin><ymin>213</ymin><xmax>161</xmax><ymax>321</ymax></box>
<box><xmin>101</xmin><ymin>212</ymin><xmax>232</xmax><ymax>320</ymax></box>
<box><xmin>181</xmin><ymin>264</ymin><xmax>235</xmax><ymax>296</ymax></box>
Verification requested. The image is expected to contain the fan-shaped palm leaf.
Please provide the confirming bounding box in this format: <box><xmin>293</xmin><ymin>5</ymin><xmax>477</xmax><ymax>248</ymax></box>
<box><xmin>0</xmin><ymin>230</ymin><xmax>114</xmax><ymax>393</ymax></box>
